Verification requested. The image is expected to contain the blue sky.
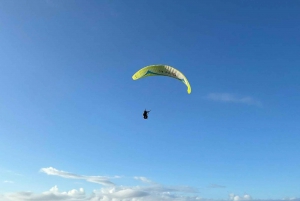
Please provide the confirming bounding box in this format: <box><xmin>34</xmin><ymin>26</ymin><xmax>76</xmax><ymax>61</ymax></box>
<box><xmin>0</xmin><ymin>0</ymin><xmax>300</xmax><ymax>200</ymax></box>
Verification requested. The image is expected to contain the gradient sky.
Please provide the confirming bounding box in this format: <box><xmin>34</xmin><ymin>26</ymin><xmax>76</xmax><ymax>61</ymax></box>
<box><xmin>0</xmin><ymin>1</ymin><xmax>300</xmax><ymax>200</ymax></box>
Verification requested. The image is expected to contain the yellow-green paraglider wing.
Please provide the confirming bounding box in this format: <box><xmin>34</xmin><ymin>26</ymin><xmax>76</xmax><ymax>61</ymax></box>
<box><xmin>132</xmin><ymin>65</ymin><xmax>191</xmax><ymax>94</ymax></box>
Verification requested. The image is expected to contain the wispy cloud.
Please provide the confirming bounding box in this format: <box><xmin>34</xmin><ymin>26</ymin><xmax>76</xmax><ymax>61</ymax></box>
<box><xmin>134</xmin><ymin>176</ymin><xmax>152</xmax><ymax>183</ymax></box>
<box><xmin>207</xmin><ymin>184</ymin><xmax>226</xmax><ymax>188</ymax></box>
<box><xmin>40</xmin><ymin>167</ymin><xmax>117</xmax><ymax>186</ymax></box>
<box><xmin>205</xmin><ymin>93</ymin><xmax>262</xmax><ymax>106</ymax></box>
<box><xmin>3</xmin><ymin>181</ymin><xmax>14</xmax><ymax>184</ymax></box>
<box><xmin>0</xmin><ymin>169</ymin><xmax>22</xmax><ymax>176</ymax></box>
<box><xmin>284</xmin><ymin>197</ymin><xmax>300</xmax><ymax>200</ymax></box>
<box><xmin>140</xmin><ymin>185</ymin><xmax>198</xmax><ymax>194</ymax></box>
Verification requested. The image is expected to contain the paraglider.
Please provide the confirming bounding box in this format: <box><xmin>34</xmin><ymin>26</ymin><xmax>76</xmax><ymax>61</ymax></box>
<box><xmin>132</xmin><ymin>64</ymin><xmax>191</xmax><ymax>119</ymax></box>
<box><xmin>143</xmin><ymin>109</ymin><xmax>151</xmax><ymax>119</ymax></box>
<box><xmin>132</xmin><ymin>64</ymin><xmax>191</xmax><ymax>94</ymax></box>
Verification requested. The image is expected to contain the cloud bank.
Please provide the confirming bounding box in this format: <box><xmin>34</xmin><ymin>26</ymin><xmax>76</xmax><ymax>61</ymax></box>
<box><xmin>1</xmin><ymin>167</ymin><xmax>298</xmax><ymax>201</ymax></box>
<box><xmin>2</xmin><ymin>185</ymin><xmax>201</xmax><ymax>201</ymax></box>
<box><xmin>205</xmin><ymin>93</ymin><xmax>262</xmax><ymax>106</ymax></box>
<box><xmin>2</xmin><ymin>186</ymin><xmax>299</xmax><ymax>201</ymax></box>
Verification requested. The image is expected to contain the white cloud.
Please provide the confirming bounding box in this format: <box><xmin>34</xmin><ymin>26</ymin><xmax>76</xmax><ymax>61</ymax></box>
<box><xmin>40</xmin><ymin>167</ymin><xmax>116</xmax><ymax>186</ymax></box>
<box><xmin>229</xmin><ymin>193</ymin><xmax>252</xmax><ymax>201</ymax></box>
<box><xmin>106</xmin><ymin>188</ymin><xmax>148</xmax><ymax>198</ymax></box>
<box><xmin>205</xmin><ymin>93</ymin><xmax>262</xmax><ymax>106</ymax></box>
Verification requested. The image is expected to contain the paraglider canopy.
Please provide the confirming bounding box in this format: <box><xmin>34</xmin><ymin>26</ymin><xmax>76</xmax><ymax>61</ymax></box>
<box><xmin>132</xmin><ymin>64</ymin><xmax>191</xmax><ymax>94</ymax></box>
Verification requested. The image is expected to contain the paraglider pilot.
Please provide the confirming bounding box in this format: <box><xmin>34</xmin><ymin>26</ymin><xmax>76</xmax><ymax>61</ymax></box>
<box><xmin>143</xmin><ymin>109</ymin><xmax>150</xmax><ymax>119</ymax></box>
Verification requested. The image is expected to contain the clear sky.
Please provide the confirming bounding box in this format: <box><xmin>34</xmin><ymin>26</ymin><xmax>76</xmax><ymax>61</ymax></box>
<box><xmin>0</xmin><ymin>1</ymin><xmax>300</xmax><ymax>200</ymax></box>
